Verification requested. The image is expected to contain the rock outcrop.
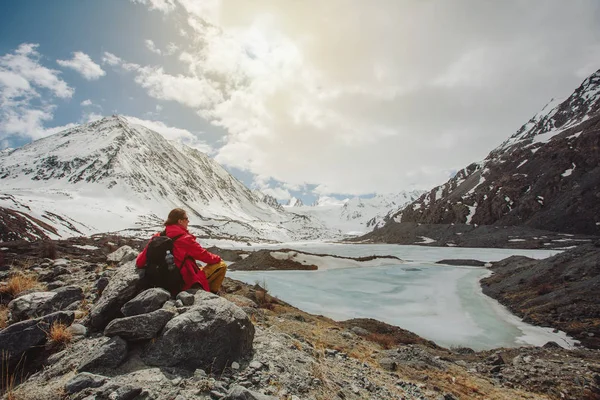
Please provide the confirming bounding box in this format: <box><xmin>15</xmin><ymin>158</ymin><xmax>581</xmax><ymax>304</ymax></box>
<box><xmin>142</xmin><ymin>291</ymin><xmax>255</xmax><ymax>371</ymax></box>
<box><xmin>481</xmin><ymin>242</ymin><xmax>600</xmax><ymax>349</ymax></box>
<box><xmin>88</xmin><ymin>260</ymin><xmax>147</xmax><ymax>329</ymax></box>
<box><xmin>0</xmin><ymin>311</ymin><xmax>74</xmax><ymax>369</ymax></box>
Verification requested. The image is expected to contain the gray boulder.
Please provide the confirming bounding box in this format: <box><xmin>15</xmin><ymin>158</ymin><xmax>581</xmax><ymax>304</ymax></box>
<box><xmin>51</xmin><ymin>285</ymin><xmax>84</xmax><ymax>309</ymax></box>
<box><xmin>39</xmin><ymin>266</ymin><xmax>70</xmax><ymax>282</ymax></box>
<box><xmin>142</xmin><ymin>291</ymin><xmax>254</xmax><ymax>372</ymax></box>
<box><xmin>0</xmin><ymin>311</ymin><xmax>74</xmax><ymax>369</ymax></box>
<box><xmin>89</xmin><ymin>261</ymin><xmax>147</xmax><ymax>329</ymax></box>
<box><xmin>8</xmin><ymin>291</ymin><xmax>56</xmax><ymax>321</ymax></box>
<box><xmin>104</xmin><ymin>309</ymin><xmax>176</xmax><ymax>341</ymax></box>
<box><xmin>65</xmin><ymin>372</ymin><xmax>107</xmax><ymax>394</ymax></box>
<box><xmin>176</xmin><ymin>291</ymin><xmax>194</xmax><ymax>306</ymax></box>
<box><xmin>121</xmin><ymin>288</ymin><xmax>171</xmax><ymax>317</ymax></box>
<box><xmin>68</xmin><ymin>323</ymin><xmax>88</xmax><ymax>337</ymax></box>
<box><xmin>78</xmin><ymin>336</ymin><xmax>128</xmax><ymax>372</ymax></box>
<box><xmin>107</xmin><ymin>246</ymin><xmax>137</xmax><ymax>264</ymax></box>
<box><xmin>96</xmin><ymin>277</ymin><xmax>110</xmax><ymax>294</ymax></box>
<box><xmin>225</xmin><ymin>385</ymin><xmax>278</xmax><ymax>400</ymax></box>
<box><xmin>8</xmin><ymin>287</ymin><xmax>84</xmax><ymax>322</ymax></box>
<box><xmin>350</xmin><ymin>326</ymin><xmax>369</xmax><ymax>336</ymax></box>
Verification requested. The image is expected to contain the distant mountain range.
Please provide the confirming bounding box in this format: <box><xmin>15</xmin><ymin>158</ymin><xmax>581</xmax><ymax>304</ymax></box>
<box><xmin>282</xmin><ymin>192</ymin><xmax>424</xmax><ymax>235</ymax></box>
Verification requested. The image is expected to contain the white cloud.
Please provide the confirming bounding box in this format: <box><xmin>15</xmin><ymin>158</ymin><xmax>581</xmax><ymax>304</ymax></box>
<box><xmin>0</xmin><ymin>43</ymin><xmax>74</xmax><ymax>141</ymax></box>
<box><xmin>130</xmin><ymin>0</ymin><xmax>176</xmax><ymax>13</ymax></box>
<box><xmin>166</xmin><ymin>42</ymin><xmax>179</xmax><ymax>55</ymax></box>
<box><xmin>81</xmin><ymin>99</ymin><xmax>93</xmax><ymax>106</ymax></box>
<box><xmin>1</xmin><ymin>43</ymin><xmax>73</xmax><ymax>100</ymax></box>
<box><xmin>126</xmin><ymin>1</ymin><xmax>600</xmax><ymax>195</ymax></box>
<box><xmin>133</xmin><ymin>66</ymin><xmax>223</xmax><ymax>108</ymax></box>
<box><xmin>102</xmin><ymin>52</ymin><xmax>122</xmax><ymax>66</ymax></box>
<box><xmin>145</xmin><ymin>39</ymin><xmax>162</xmax><ymax>55</ymax></box>
<box><xmin>57</xmin><ymin>52</ymin><xmax>106</xmax><ymax>80</ymax></box>
<box><xmin>123</xmin><ymin>115</ymin><xmax>213</xmax><ymax>154</ymax></box>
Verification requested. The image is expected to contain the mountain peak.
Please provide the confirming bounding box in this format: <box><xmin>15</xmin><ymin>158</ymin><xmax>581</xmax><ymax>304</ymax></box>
<box><xmin>0</xmin><ymin>117</ymin><xmax>285</xmax><ymax>222</ymax></box>
<box><xmin>285</xmin><ymin>197</ymin><xmax>304</xmax><ymax>207</ymax></box>
<box><xmin>396</xmin><ymin>67</ymin><xmax>600</xmax><ymax>235</ymax></box>
<box><xmin>497</xmin><ymin>68</ymin><xmax>600</xmax><ymax>153</ymax></box>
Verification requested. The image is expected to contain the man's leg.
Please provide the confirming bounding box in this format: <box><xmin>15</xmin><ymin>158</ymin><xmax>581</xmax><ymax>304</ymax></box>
<box><xmin>203</xmin><ymin>261</ymin><xmax>227</xmax><ymax>293</ymax></box>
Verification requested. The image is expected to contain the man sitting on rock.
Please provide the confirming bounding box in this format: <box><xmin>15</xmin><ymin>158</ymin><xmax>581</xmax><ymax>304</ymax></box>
<box><xmin>136</xmin><ymin>208</ymin><xmax>227</xmax><ymax>294</ymax></box>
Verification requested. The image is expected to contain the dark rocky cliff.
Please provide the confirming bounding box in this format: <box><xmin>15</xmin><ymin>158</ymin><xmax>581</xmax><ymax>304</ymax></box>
<box><xmin>394</xmin><ymin>69</ymin><xmax>600</xmax><ymax>236</ymax></box>
<box><xmin>481</xmin><ymin>242</ymin><xmax>600</xmax><ymax>349</ymax></box>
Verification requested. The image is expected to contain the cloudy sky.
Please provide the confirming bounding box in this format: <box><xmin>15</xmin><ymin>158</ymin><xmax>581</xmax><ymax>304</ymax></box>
<box><xmin>1</xmin><ymin>1</ymin><xmax>600</xmax><ymax>204</ymax></box>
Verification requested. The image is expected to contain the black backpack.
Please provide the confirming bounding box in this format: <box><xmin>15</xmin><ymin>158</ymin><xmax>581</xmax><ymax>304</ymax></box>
<box><xmin>144</xmin><ymin>231</ymin><xmax>185</xmax><ymax>294</ymax></box>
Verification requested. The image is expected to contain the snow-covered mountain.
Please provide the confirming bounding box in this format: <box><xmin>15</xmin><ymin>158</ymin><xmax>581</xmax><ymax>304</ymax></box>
<box><xmin>285</xmin><ymin>197</ymin><xmax>304</xmax><ymax>207</ymax></box>
<box><xmin>283</xmin><ymin>191</ymin><xmax>424</xmax><ymax>235</ymax></box>
<box><xmin>396</xmin><ymin>68</ymin><xmax>600</xmax><ymax>235</ymax></box>
<box><xmin>252</xmin><ymin>191</ymin><xmax>284</xmax><ymax>212</ymax></box>
<box><xmin>0</xmin><ymin>116</ymin><xmax>335</xmax><ymax>242</ymax></box>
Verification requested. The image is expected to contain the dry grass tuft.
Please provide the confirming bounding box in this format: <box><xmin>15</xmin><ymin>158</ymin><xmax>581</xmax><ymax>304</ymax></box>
<box><xmin>47</xmin><ymin>322</ymin><xmax>72</xmax><ymax>347</ymax></box>
<box><xmin>291</xmin><ymin>340</ymin><xmax>303</xmax><ymax>351</ymax></box>
<box><xmin>248</xmin><ymin>313</ymin><xmax>258</xmax><ymax>324</ymax></box>
<box><xmin>253</xmin><ymin>280</ymin><xmax>280</xmax><ymax>310</ymax></box>
<box><xmin>1</xmin><ymin>350</ymin><xmax>26</xmax><ymax>400</ymax></box>
<box><xmin>255</xmin><ymin>289</ymin><xmax>275</xmax><ymax>310</ymax></box>
<box><xmin>366</xmin><ymin>332</ymin><xmax>396</xmax><ymax>349</ymax></box>
<box><xmin>0</xmin><ymin>306</ymin><xmax>9</xmax><ymax>330</ymax></box>
<box><xmin>0</xmin><ymin>273</ymin><xmax>45</xmax><ymax>298</ymax></box>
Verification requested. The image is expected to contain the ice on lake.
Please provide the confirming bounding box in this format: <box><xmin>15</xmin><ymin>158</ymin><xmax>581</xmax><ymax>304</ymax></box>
<box><xmin>225</xmin><ymin>243</ymin><xmax>577</xmax><ymax>350</ymax></box>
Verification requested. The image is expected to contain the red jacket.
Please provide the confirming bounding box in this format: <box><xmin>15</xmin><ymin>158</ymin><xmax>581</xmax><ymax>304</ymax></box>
<box><xmin>136</xmin><ymin>224</ymin><xmax>221</xmax><ymax>292</ymax></box>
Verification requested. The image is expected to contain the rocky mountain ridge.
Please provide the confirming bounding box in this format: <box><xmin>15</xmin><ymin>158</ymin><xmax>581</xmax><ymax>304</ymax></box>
<box><xmin>393</xmin><ymin>69</ymin><xmax>600</xmax><ymax>236</ymax></box>
<box><xmin>481</xmin><ymin>241</ymin><xmax>600</xmax><ymax>349</ymax></box>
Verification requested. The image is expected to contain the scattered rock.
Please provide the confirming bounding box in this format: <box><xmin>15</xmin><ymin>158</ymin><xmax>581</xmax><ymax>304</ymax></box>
<box><xmin>107</xmin><ymin>246</ymin><xmax>136</xmax><ymax>264</ymax></box>
<box><xmin>104</xmin><ymin>308</ymin><xmax>176</xmax><ymax>341</ymax></box>
<box><xmin>8</xmin><ymin>291</ymin><xmax>56</xmax><ymax>321</ymax></box>
<box><xmin>51</xmin><ymin>285</ymin><xmax>84</xmax><ymax>309</ymax></box>
<box><xmin>176</xmin><ymin>291</ymin><xmax>194</xmax><ymax>306</ymax></box>
<box><xmin>65</xmin><ymin>372</ymin><xmax>107</xmax><ymax>394</ymax></box>
<box><xmin>121</xmin><ymin>287</ymin><xmax>171</xmax><ymax>317</ymax></box>
<box><xmin>78</xmin><ymin>336</ymin><xmax>128</xmax><ymax>372</ymax></box>
<box><xmin>379</xmin><ymin>357</ymin><xmax>397</xmax><ymax>371</ymax></box>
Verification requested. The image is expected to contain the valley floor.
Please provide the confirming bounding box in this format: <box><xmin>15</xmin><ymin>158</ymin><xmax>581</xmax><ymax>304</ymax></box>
<box><xmin>0</xmin><ymin>235</ymin><xmax>599</xmax><ymax>399</ymax></box>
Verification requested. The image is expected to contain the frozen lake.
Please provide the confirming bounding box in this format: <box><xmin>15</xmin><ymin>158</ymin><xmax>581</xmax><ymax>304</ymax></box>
<box><xmin>221</xmin><ymin>242</ymin><xmax>577</xmax><ymax>350</ymax></box>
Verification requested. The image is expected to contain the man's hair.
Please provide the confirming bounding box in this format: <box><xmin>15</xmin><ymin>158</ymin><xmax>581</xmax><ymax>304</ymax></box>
<box><xmin>164</xmin><ymin>208</ymin><xmax>187</xmax><ymax>226</ymax></box>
